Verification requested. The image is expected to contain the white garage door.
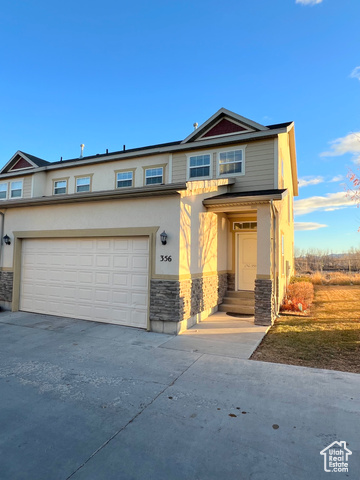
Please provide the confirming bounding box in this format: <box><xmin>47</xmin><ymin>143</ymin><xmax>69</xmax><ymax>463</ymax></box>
<box><xmin>20</xmin><ymin>237</ymin><xmax>149</xmax><ymax>328</ymax></box>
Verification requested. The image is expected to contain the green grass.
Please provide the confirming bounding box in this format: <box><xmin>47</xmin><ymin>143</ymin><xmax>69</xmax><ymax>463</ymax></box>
<box><xmin>251</xmin><ymin>286</ymin><xmax>360</xmax><ymax>373</ymax></box>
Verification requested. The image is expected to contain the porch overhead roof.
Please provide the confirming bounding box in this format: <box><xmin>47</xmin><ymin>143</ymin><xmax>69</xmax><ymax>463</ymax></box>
<box><xmin>203</xmin><ymin>189</ymin><xmax>287</xmax><ymax>209</ymax></box>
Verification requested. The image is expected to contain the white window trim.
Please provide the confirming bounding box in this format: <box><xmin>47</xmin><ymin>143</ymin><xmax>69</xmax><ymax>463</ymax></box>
<box><xmin>53</xmin><ymin>179</ymin><xmax>68</xmax><ymax>195</ymax></box>
<box><xmin>0</xmin><ymin>182</ymin><xmax>8</xmax><ymax>200</ymax></box>
<box><xmin>75</xmin><ymin>175</ymin><xmax>92</xmax><ymax>193</ymax></box>
<box><xmin>10</xmin><ymin>180</ymin><xmax>23</xmax><ymax>199</ymax></box>
<box><xmin>144</xmin><ymin>166</ymin><xmax>164</xmax><ymax>186</ymax></box>
<box><xmin>116</xmin><ymin>170</ymin><xmax>134</xmax><ymax>189</ymax></box>
<box><xmin>186</xmin><ymin>153</ymin><xmax>212</xmax><ymax>181</ymax></box>
<box><xmin>216</xmin><ymin>146</ymin><xmax>246</xmax><ymax>178</ymax></box>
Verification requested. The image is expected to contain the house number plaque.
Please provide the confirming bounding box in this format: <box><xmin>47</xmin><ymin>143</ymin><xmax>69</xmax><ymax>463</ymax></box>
<box><xmin>160</xmin><ymin>255</ymin><xmax>172</xmax><ymax>262</ymax></box>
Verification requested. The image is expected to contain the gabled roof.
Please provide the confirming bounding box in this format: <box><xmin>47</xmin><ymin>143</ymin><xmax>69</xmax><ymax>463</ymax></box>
<box><xmin>0</xmin><ymin>150</ymin><xmax>50</xmax><ymax>174</ymax></box>
<box><xmin>0</xmin><ymin>110</ymin><xmax>295</xmax><ymax>176</ymax></box>
<box><xmin>181</xmin><ymin>108</ymin><xmax>268</xmax><ymax>144</ymax></box>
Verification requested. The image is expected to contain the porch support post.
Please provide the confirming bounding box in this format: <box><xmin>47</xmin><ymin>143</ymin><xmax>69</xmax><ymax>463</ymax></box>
<box><xmin>255</xmin><ymin>204</ymin><xmax>275</xmax><ymax>326</ymax></box>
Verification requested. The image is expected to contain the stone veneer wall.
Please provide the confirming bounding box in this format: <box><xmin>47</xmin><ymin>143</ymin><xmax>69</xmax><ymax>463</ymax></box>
<box><xmin>227</xmin><ymin>273</ymin><xmax>235</xmax><ymax>291</ymax></box>
<box><xmin>150</xmin><ymin>273</ymin><xmax>227</xmax><ymax>333</ymax></box>
<box><xmin>254</xmin><ymin>278</ymin><xmax>275</xmax><ymax>326</ymax></box>
<box><xmin>0</xmin><ymin>271</ymin><xmax>13</xmax><ymax>303</ymax></box>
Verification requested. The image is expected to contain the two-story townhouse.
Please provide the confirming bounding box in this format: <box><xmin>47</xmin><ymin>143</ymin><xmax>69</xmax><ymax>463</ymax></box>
<box><xmin>0</xmin><ymin>108</ymin><xmax>298</xmax><ymax>334</ymax></box>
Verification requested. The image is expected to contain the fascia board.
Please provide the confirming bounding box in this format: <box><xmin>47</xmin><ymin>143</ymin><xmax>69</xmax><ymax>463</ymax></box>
<box><xmin>0</xmin><ymin>182</ymin><xmax>187</xmax><ymax>208</ymax></box>
<box><xmin>0</xmin><ymin>127</ymin><xmax>288</xmax><ymax>179</ymax></box>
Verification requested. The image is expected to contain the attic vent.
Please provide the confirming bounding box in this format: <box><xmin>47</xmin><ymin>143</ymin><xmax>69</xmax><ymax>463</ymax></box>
<box><xmin>233</xmin><ymin>222</ymin><xmax>257</xmax><ymax>231</ymax></box>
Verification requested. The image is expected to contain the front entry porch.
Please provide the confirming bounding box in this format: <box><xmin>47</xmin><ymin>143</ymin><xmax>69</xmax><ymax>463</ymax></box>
<box><xmin>203</xmin><ymin>189</ymin><xmax>286</xmax><ymax>326</ymax></box>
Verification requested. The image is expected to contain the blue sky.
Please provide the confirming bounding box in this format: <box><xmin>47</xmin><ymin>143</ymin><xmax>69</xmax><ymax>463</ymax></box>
<box><xmin>1</xmin><ymin>0</ymin><xmax>359</xmax><ymax>252</ymax></box>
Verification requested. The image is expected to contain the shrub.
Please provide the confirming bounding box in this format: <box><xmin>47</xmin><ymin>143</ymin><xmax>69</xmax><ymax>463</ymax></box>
<box><xmin>290</xmin><ymin>276</ymin><xmax>312</xmax><ymax>284</ymax></box>
<box><xmin>326</xmin><ymin>272</ymin><xmax>351</xmax><ymax>285</ymax></box>
<box><xmin>311</xmin><ymin>271</ymin><xmax>323</xmax><ymax>285</ymax></box>
<box><xmin>351</xmin><ymin>274</ymin><xmax>360</xmax><ymax>285</ymax></box>
<box><xmin>280</xmin><ymin>282</ymin><xmax>314</xmax><ymax>313</ymax></box>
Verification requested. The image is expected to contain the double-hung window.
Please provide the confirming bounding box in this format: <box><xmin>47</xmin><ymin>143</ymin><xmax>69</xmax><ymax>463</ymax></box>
<box><xmin>76</xmin><ymin>176</ymin><xmax>91</xmax><ymax>193</ymax></box>
<box><xmin>10</xmin><ymin>181</ymin><xmax>23</xmax><ymax>198</ymax></box>
<box><xmin>188</xmin><ymin>154</ymin><xmax>211</xmax><ymax>179</ymax></box>
<box><xmin>54</xmin><ymin>180</ymin><xmax>67</xmax><ymax>195</ymax></box>
<box><xmin>0</xmin><ymin>183</ymin><xmax>7</xmax><ymax>200</ymax></box>
<box><xmin>117</xmin><ymin>171</ymin><xmax>133</xmax><ymax>188</ymax></box>
<box><xmin>145</xmin><ymin>167</ymin><xmax>163</xmax><ymax>185</ymax></box>
<box><xmin>218</xmin><ymin>149</ymin><xmax>244</xmax><ymax>176</ymax></box>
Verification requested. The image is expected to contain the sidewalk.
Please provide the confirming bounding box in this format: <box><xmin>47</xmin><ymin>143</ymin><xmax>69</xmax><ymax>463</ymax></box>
<box><xmin>160</xmin><ymin>311</ymin><xmax>269</xmax><ymax>359</ymax></box>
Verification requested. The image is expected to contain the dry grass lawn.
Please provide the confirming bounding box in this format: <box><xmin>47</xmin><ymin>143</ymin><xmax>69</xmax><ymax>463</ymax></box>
<box><xmin>251</xmin><ymin>285</ymin><xmax>360</xmax><ymax>373</ymax></box>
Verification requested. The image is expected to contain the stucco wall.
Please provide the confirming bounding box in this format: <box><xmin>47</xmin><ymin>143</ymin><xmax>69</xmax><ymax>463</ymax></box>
<box><xmin>277</xmin><ymin>132</ymin><xmax>295</xmax><ymax>302</ymax></box>
<box><xmin>1</xmin><ymin>195</ymin><xmax>181</xmax><ymax>277</ymax></box>
<box><xmin>179</xmin><ymin>181</ymin><xmax>228</xmax><ymax>277</ymax></box>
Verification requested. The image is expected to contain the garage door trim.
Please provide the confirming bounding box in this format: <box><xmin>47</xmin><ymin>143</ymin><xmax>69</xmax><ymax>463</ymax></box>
<box><xmin>12</xmin><ymin>227</ymin><xmax>159</xmax><ymax>330</ymax></box>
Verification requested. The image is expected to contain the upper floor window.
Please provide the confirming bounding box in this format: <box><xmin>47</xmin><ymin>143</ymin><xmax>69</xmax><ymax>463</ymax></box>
<box><xmin>76</xmin><ymin>176</ymin><xmax>91</xmax><ymax>193</ymax></box>
<box><xmin>117</xmin><ymin>171</ymin><xmax>133</xmax><ymax>188</ymax></box>
<box><xmin>218</xmin><ymin>148</ymin><xmax>245</xmax><ymax>176</ymax></box>
<box><xmin>145</xmin><ymin>167</ymin><xmax>163</xmax><ymax>185</ymax></box>
<box><xmin>10</xmin><ymin>181</ymin><xmax>23</xmax><ymax>198</ymax></box>
<box><xmin>0</xmin><ymin>183</ymin><xmax>7</xmax><ymax>200</ymax></box>
<box><xmin>188</xmin><ymin>154</ymin><xmax>211</xmax><ymax>179</ymax></box>
<box><xmin>54</xmin><ymin>180</ymin><xmax>67</xmax><ymax>195</ymax></box>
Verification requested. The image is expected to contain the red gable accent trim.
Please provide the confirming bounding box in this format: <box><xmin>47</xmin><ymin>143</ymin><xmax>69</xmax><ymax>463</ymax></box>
<box><xmin>10</xmin><ymin>157</ymin><xmax>33</xmax><ymax>170</ymax></box>
<box><xmin>202</xmin><ymin>118</ymin><xmax>248</xmax><ymax>138</ymax></box>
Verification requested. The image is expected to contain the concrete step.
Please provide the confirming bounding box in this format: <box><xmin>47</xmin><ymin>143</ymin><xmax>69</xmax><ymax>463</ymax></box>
<box><xmin>222</xmin><ymin>296</ymin><xmax>254</xmax><ymax>306</ymax></box>
<box><xmin>218</xmin><ymin>303</ymin><xmax>255</xmax><ymax>315</ymax></box>
<box><xmin>226</xmin><ymin>290</ymin><xmax>255</xmax><ymax>300</ymax></box>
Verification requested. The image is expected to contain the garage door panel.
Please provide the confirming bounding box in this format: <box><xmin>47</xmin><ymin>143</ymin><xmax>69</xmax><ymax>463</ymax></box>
<box><xmin>132</xmin><ymin>274</ymin><xmax>148</xmax><ymax>288</ymax></box>
<box><xmin>20</xmin><ymin>237</ymin><xmax>149</xmax><ymax>328</ymax></box>
<box><xmin>132</xmin><ymin>256</ymin><xmax>148</xmax><ymax>269</ymax></box>
<box><xmin>132</xmin><ymin>292</ymin><xmax>147</xmax><ymax>307</ymax></box>
<box><xmin>133</xmin><ymin>238</ymin><xmax>149</xmax><ymax>251</ymax></box>
<box><xmin>63</xmin><ymin>271</ymin><xmax>77</xmax><ymax>283</ymax></box>
<box><xmin>79</xmin><ymin>255</ymin><xmax>94</xmax><ymax>267</ymax></box>
<box><xmin>113</xmin><ymin>255</ymin><xmax>129</xmax><ymax>268</ymax></box>
<box><xmin>94</xmin><ymin>289</ymin><xmax>111</xmax><ymax>302</ymax></box>
<box><xmin>131</xmin><ymin>310</ymin><xmax>147</xmax><ymax>327</ymax></box>
<box><xmin>62</xmin><ymin>287</ymin><xmax>77</xmax><ymax>299</ymax></box>
<box><xmin>114</xmin><ymin>239</ymin><xmax>129</xmax><ymax>250</ymax></box>
<box><xmin>78</xmin><ymin>271</ymin><xmax>93</xmax><ymax>283</ymax></box>
<box><xmin>95</xmin><ymin>255</ymin><xmax>111</xmax><ymax>267</ymax></box>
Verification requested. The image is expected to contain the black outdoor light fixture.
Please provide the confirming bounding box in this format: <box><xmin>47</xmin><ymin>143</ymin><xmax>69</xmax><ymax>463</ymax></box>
<box><xmin>3</xmin><ymin>234</ymin><xmax>11</xmax><ymax>245</ymax></box>
<box><xmin>160</xmin><ymin>231</ymin><xmax>168</xmax><ymax>245</ymax></box>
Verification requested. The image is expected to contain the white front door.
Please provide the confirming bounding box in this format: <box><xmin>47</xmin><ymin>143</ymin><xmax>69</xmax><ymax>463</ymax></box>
<box><xmin>236</xmin><ymin>233</ymin><xmax>257</xmax><ymax>291</ymax></box>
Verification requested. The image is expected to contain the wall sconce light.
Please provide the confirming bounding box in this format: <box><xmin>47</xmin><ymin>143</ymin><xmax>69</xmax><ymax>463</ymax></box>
<box><xmin>160</xmin><ymin>231</ymin><xmax>168</xmax><ymax>245</ymax></box>
<box><xmin>3</xmin><ymin>234</ymin><xmax>11</xmax><ymax>245</ymax></box>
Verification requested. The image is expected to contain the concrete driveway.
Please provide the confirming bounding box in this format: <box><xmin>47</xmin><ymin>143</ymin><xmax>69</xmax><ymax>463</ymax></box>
<box><xmin>0</xmin><ymin>311</ymin><xmax>359</xmax><ymax>480</ymax></box>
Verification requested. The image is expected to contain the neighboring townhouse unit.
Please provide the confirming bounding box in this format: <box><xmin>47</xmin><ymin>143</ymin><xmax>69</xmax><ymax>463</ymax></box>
<box><xmin>0</xmin><ymin>108</ymin><xmax>298</xmax><ymax>334</ymax></box>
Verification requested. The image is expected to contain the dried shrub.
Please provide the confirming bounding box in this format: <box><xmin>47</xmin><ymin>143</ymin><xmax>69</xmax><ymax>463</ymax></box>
<box><xmin>281</xmin><ymin>282</ymin><xmax>314</xmax><ymax>313</ymax></box>
<box><xmin>290</xmin><ymin>276</ymin><xmax>312</xmax><ymax>284</ymax></box>
<box><xmin>326</xmin><ymin>272</ymin><xmax>351</xmax><ymax>285</ymax></box>
<box><xmin>311</xmin><ymin>271</ymin><xmax>323</xmax><ymax>285</ymax></box>
<box><xmin>351</xmin><ymin>274</ymin><xmax>360</xmax><ymax>285</ymax></box>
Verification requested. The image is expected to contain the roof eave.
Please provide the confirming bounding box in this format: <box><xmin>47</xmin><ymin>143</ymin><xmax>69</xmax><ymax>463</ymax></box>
<box><xmin>0</xmin><ymin>127</ymin><xmax>289</xmax><ymax>178</ymax></box>
<box><xmin>0</xmin><ymin>183</ymin><xmax>187</xmax><ymax>209</ymax></box>
<box><xmin>203</xmin><ymin>192</ymin><xmax>286</xmax><ymax>210</ymax></box>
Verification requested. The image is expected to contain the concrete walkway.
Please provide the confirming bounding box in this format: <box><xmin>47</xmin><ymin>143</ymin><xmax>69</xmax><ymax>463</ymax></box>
<box><xmin>0</xmin><ymin>311</ymin><xmax>359</xmax><ymax>480</ymax></box>
<box><xmin>162</xmin><ymin>311</ymin><xmax>269</xmax><ymax>359</ymax></box>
